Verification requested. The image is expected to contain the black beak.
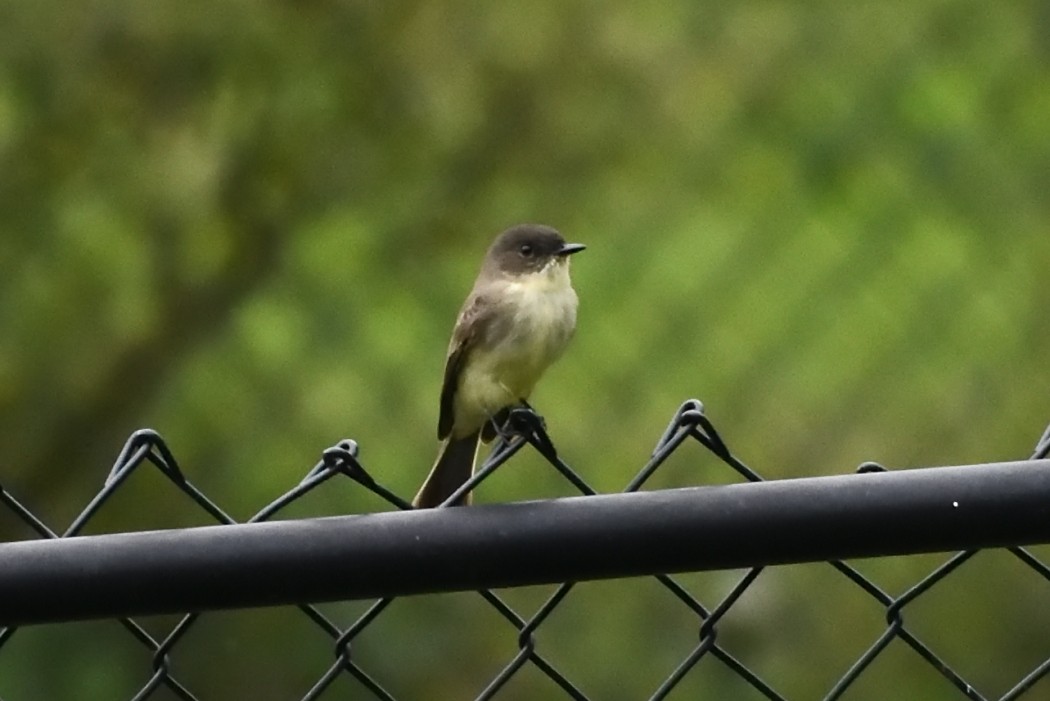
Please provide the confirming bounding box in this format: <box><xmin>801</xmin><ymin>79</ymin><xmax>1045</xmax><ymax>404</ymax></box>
<box><xmin>558</xmin><ymin>243</ymin><xmax>586</xmax><ymax>256</ymax></box>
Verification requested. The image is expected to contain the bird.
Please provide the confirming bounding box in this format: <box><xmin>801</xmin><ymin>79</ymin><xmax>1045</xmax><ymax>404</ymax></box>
<box><xmin>412</xmin><ymin>224</ymin><xmax>585</xmax><ymax>508</ymax></box>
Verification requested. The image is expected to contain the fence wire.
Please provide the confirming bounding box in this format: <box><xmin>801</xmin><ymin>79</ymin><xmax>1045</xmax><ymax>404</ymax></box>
<box><xmin>1</xmin><ymin>400</ymin><xmax>1049</xmax><ymax>700</ymax></box>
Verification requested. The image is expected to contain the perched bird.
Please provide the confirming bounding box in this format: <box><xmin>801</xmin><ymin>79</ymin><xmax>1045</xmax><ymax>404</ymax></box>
<box><xmin>413</xmin><ymin>224</ymin><xmax>585</xmax><ymax>508</ymax></box>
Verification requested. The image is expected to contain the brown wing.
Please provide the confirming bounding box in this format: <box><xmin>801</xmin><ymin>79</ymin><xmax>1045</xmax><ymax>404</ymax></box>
<box><xmin>438</xmin><ymin>293</ymin><xmax>497</xmax><ymax>439</ymax></box>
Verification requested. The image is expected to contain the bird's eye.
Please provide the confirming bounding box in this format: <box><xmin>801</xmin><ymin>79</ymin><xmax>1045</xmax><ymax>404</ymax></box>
<box><xmin>519</xmin><ymin>243</ymin><xmax>533</xmax><ymax>257</ymax></box>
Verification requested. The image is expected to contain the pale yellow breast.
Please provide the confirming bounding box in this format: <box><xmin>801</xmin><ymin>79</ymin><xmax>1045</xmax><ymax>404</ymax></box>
<box><xmin>453</xmin><ymin>261</ymin><xmax>578</xmax><ymax>432</ymax></box>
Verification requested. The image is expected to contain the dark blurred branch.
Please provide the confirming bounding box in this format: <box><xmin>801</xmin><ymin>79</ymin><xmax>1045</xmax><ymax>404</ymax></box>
<box><xmin>20</xmin><ymin>142</ymin><xmax>290</xmax><ymax>503</ymax></box>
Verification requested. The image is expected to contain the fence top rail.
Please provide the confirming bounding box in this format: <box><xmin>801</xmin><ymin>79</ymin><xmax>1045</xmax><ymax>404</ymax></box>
<box><xmin>1</xmin><ymin>459</ymin><xmax>1049</xmax><ymax>627</ymax></box>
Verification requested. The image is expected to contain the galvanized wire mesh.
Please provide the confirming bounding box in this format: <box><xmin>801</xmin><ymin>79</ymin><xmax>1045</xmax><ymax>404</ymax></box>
<box><xmin>1</xmin><ymin>400</ymin><xmax>1049</xmax><ymax>700</ymax></box>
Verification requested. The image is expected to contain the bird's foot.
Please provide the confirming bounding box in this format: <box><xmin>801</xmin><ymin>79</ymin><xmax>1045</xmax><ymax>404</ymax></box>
<box><xmin>506</xmin><ymin>406</ymin><xmax>546</xmax><ymax>435</ymax></box>
<box><xmin>506</xmin><ymin>406</ymin><xmax>557</xmax><ymax>458</ymax></box>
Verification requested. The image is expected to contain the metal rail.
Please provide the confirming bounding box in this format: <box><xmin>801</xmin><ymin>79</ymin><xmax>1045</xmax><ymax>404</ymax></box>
<box><xmin>1</xmin><ymin>459</ymin><xmax>1048</xmax><ymax>626</ymax></box>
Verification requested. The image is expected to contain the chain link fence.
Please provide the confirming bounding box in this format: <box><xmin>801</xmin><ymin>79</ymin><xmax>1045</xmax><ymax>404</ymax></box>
<box><xmin>1</xmin><ymin>400</ymin><xmax>1049</xmax><ymax>700</ymax></box>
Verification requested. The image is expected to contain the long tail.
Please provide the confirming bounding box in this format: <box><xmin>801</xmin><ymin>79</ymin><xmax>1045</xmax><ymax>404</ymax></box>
<box><xmin>413</xmin><ymin>431</ymin><xmax>481</xmax><ymax>508</ymax></box>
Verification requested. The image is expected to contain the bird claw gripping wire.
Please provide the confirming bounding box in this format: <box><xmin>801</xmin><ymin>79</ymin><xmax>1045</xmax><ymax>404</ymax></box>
<box><xmin>437</xmin><ymin>405</ymin><xmax>585</xmax><ymax>507</ymax></box>
<box><xmin>504</xmin><ymin>406</ymin><xmax>559</xmax><ymax>460</ymax></box>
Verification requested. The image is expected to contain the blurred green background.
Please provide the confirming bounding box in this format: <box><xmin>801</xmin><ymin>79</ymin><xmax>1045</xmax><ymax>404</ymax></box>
<box><xmin>2</xmin><ymin>0</ymin><xmax>1049</xmax><ymax>699</ymax></box>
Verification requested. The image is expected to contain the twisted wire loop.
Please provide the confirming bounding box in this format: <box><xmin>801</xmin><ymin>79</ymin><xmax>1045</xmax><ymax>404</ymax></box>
<box><xmin>1</xmin><ymin>409</ymin><xmax>1049</xmax><ymax>700</ymax></box>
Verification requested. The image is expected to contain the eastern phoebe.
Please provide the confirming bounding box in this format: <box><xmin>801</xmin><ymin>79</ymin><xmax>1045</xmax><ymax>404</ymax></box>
<box><xmin>412</xmin><ymin>224</ymin><xmax>585</xmax><ymax>508</ymax></box>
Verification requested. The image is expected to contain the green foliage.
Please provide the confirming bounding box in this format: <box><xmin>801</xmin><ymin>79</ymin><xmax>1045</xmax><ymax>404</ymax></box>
<box><xmin>2</xmin><ymin>1</ymin><xmax>1049</xmax><ymax>698</ymax></box>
